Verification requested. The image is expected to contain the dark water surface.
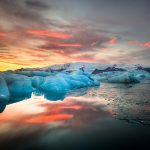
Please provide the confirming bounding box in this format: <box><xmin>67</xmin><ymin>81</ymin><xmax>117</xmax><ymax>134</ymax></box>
<box><xmin>0</xmin><ymin>82</ymin><xmax>150</xmax><ymax>150</ymax></box>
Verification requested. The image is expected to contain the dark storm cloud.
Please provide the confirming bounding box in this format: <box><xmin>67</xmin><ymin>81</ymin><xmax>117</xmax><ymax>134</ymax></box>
<box><xmin>25</xmin><ymin>0</ymin><xmax>50</xmax><ymax>9</ymax></box>
<box><xmin>0</xmin><ymin>0</ymin><xmax>50</xmax><ymax>28</ymax></box>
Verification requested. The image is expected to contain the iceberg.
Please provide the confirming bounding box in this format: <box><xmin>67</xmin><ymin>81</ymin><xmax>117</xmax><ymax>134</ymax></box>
<box><xmin>0</xmin><ymin>76</ymin><xmax>10</xmax><ymax>112</ymax></box>
<box><xmin>0</xmin><ymin>70</ymin><xmax>100</xmax><ymax>104</ymax></box>
<box><xmin>1</xmin><ymin>62</ymin><xmax>150</xmax><ymax>112</ymax></box>
<box><xmin>39</xmin><ymin>76</ymin><xmax>70</xmax><ymax>100</ymax></box>
<box><xmin>31</xmin><ymin>76</ymin><xmax>45</xmax><ymax>88</ymax></box>
<box><xmin>91</xmin><ymin>70</ymin><xmax>150</xmax><ymax>84</ymax></box>
<box><xmin>107</xmin><ymin>71</ymin><xmax>150</xmax><ymax>83</ymax></box>
<box><xmin>2</xmin><ymin>73</ymin><xmax>33</xmax><ymax>102</ymax></box>
<box><xmin>132</xmin><ymin>70</ymin><xmax>150</xmax><ymax>81</ymax></box>
<box><xmin>38</xmin><ymin>71</ymin><xmax>100</xmax><ymax>100</ymax></box>
<box><xmin>108</xmin><ymin>72</ymin><xmax>139</xmax><ymax>83</ymax></box>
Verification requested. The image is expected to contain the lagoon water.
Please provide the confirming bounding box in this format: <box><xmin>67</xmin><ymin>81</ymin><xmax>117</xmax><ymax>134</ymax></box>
<box><xmin>0</xmin><ymin>82</ymin><xmax>150</xmax><ymax>149</ymax></box>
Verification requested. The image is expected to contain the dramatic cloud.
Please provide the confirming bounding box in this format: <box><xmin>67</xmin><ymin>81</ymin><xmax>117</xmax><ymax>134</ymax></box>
<box><xmin>27</xmin><ymin>30</ymin><xmax>73</xmax><ymax>39</ymax></box>
<box><xmin>25</xmin><ymin>0</ymin><xmax>50</xmax><ymax>9</ymax></box>
<box><xmin>38</xmin><ymin>29</ymin><xmax>112</xmax><ymax>58</ymax></box>
<box><xmin>109</xmin><ymin>37</ymin><xmax>118</xmax><ymax>45</ymax></box>
<box><xmin>0</xmin><ymin>0</ymin><xmax>50</xmax><ymax>27</ymax></box>
<box><xmin>0</xmin><ymin>32</ymin><xmax>7</xmax><ymax>37</ymax></box>
<box><xmin>0</xmin><ymin>0</ymin><xmax>150</xmax><ymax>70</ymax></box>
<box><xmin>141</xmin><ymin>41</ymin><xmax>150</xmax><ymax>48</ymax></box>
<box><xmin>57</xmin><ymin>44</ymin><xmax>82</xmax><ymax>47</ymax></box>
<box><xmin>128</xmin><ymin>41</ymin><xmax>150</xmax><ymax>48</ymax></box>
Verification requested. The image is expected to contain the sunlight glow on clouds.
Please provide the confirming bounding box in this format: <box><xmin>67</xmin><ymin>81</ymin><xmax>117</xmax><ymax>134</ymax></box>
<box><xmin>128</xmin><ymin>41</ymin><xmax>150</xmax><ymax>48</ymax></box>
<box><xmin>109</xmin><ymin>37</ymin><xmax>118</xmax><ymax>45</ymax></box>
<box><xmin>27</xmin><ymin>30</ymin><xmax>73</xmax><ymax>39</ymax></box>
<box><xmin>0</xmin><ymin>0</ymin><xmax>150</xmax><ymax>71</ymax></box>
<box><xmin>0</xmin><ymin>32</ymin><xmax>7</xmax><ymax>37</ymax></box>
<box><xmin>57</xmin><ymin>43</ymin><xmax>82</xmax><ymax>47</ymax></box>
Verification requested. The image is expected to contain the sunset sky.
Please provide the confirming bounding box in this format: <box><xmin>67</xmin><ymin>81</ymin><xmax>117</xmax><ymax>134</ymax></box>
<box><xmin>0</xmin><ymin>0</ymin><xmax>150</xmax><ymax>71</ymax></box>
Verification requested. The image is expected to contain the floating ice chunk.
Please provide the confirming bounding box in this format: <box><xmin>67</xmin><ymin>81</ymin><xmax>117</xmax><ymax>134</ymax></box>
<box><xmin>0</xmin><ymin>76</ymin><xmax>10</xmax><ymax>112</ymax></box>
<box><xmin>37</xmin><ymin>71</ymin><xmax>100</xmax><ymax>100</ymax></box>
<box><xmin>0</xmin><ymin>76</ymin><xmax>10</xmax><ymax>102</ymax></box>
<box><xmin>57</xmin><ymin>71</ymin><xmax>100</xmax><ymax>88</ymax></box>
<box><xmin>132</xmin><ymin>70</ymin><xmax>150</xmax><ymax>81</ymax></box>
<box><xmin>40</xmin><ymin>76</ymin><xmax>70</xmax><ymax>92</ymax></box>
<box><xmin>39</xmin><ymin>76</ymin><xmax>70</xmax><ymax>100</ymax></box>
<box><xmin>93</xmin><ymin>71</ymin><xmax>148</xmax><ymax>83</ymax></box>
<box><xmin>0</xmin><ymin>70</ymin><xmax>100</xmax><ymax>106</ymax></box>
<box><xmin>2</xmin><ymin>73</ymin><xmax>33</xmax><ymax>101</ymax></box>
<box><xmin>108</xmin><ymin>72</ymin><xmax>140</xmax><ymax>83</ymax></box>
<box><xmin>31</xmin><ymin>76</ymin><xmax>45</xmax><ymax>88</ymax></box>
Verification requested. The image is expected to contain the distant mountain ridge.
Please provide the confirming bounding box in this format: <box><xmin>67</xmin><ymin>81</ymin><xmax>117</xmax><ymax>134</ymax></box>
<box><xmin>32</xmin><ymin>62</ymin><xmax>150</xmax><ymax>74</ymax></box>
<box><xmin>15</xmin><ymin>62</ymin><xmax>150</xmax><ymax>74</ymax></box>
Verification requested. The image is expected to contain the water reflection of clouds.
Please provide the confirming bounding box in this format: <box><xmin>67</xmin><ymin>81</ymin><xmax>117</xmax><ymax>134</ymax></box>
<box><xmin>0</xmin><ymin>95</ymin><xmax>112</xmax><ymax>150</ymax></box>
<box><xmin>0</xmin><ymin>95</ymin><xmax>110</xmax><ymax>133</ymax></box>
<box><xmin>0</xmin><ymin>86</ymin><xmax>150</xmax><ymax>149</ymax></box>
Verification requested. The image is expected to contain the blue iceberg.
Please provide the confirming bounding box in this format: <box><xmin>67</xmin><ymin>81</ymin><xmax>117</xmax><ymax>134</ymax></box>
<box><xmin>37</xmin><ymin>71</ymin><xmax>100</xmax><ymax>100</ymax></box>
<box><xmin>0</xmin><ymin>70</ymin><xmax>100</xmax><ymax>105</ymax></box>
<box><xmin>0</xmin><ymin>76</ymin><xmax>10</xmax><ymax>112</ymax></box>
<box><xmin>1</xmin><ymin>73</ymin><xmax>33</xmax><ymax>102</ymax></box>
<box><xmin>92</xmin><ymin>70</ymin><xmax>150</xmax><ymax>84</ymax></box>
<box><xmin>108</xmin><ymin>72</ymin><xmax>140</xmax><ymax>83</ymax></box>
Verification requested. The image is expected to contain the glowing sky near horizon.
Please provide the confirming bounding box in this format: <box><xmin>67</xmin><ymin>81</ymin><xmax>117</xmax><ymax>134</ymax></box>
<box><xmin>0</xmin><ymin>0</ymin><xmax>150</xmax><ymax>71</ymax></box>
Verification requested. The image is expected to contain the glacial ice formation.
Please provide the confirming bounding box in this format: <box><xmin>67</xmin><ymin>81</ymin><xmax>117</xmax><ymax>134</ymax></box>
<box><xmin>107</xmin><ymin>72</ymin><xmax>139</xmax><ymax>83</ymax></box>
<box><xmin>93</xmin><ymin>70</ymin><xmax>150</xmax><ymax>83</ymax></box>
<box><xmin>0</xmin><ymin>70</ymin><xmax>100</xmax><ymax>105</ymax></box>
<box><xmin>0</xmin><ymin>63</ymin><xmax>150</xmax><ymax>111</ymax></box>
<box><xmin>0</xmin><ymin>76</ymin><xmax>10</xmax><ymax>112</ymax></box>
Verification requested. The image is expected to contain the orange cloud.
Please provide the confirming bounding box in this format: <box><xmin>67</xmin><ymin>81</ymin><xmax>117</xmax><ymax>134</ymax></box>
<box><xmin>128</xmin><ymin>40</ymin><xmax>150</xmax><ymax>48</ymax></box>
<box><xmin>109</xmin><ymin>37</ymin><xmax>117</xmax><ymax>45</ymax></box>
<box><xmin>27</xmin><ymin>30</ymin><xmax>73</xmax><ymax>39</ymax></box>
<box><xmin>0</xmin><ymin>32</ymin><xmax>7</xmax><ymax>37</ymax></box>
<box><xmin>57</xmin><ymin>43</ymin><xmax>82</xmax><ymax>47</ymax></box>
<box><xmin>141</xmin><ymin>41</ymin><xmax>150</xmax><ymax>48</ymax></box>
<box><xmin>128</xmin><ymin>41</ymin><xmax>138</xmax><ymax>45</ymax></box>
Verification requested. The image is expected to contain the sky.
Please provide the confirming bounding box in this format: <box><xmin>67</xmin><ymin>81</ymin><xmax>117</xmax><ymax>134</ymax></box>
<box><xmin>0</xmin><ymin>0</ymin><xmax>150</xmax><ymax>71</ymax></box>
